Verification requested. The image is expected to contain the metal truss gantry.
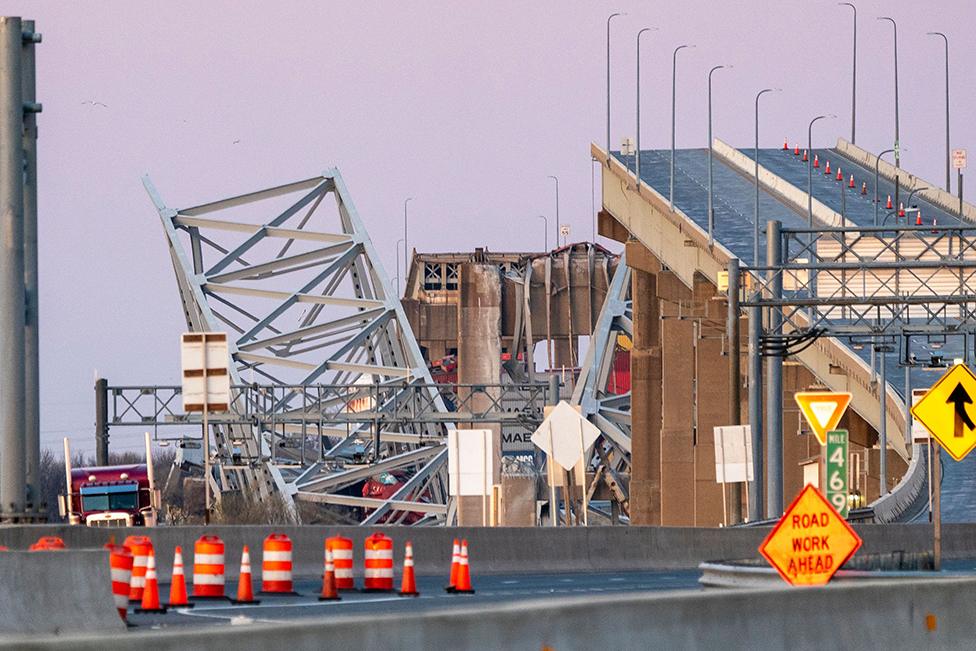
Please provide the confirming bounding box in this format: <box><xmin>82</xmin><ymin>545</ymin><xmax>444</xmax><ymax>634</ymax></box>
<box><xmin>143</xmin><ymin>171</ymin><xmax>455</xmax><ymax>524</ymax></box>
<box><xmin>571</xmin><ymin>252</ymin><xmax>632</xmax><ymax>516</ymax></box>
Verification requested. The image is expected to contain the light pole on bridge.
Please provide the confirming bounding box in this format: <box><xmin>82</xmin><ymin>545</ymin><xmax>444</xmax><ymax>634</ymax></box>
<box><xmin>838</xmin><ymin>3</ymin><xmax>857</xmax><ymax>144</ymax></box>
<box><xmin>807</xmin><ymin>114</ymin><xmax>835</xmax><ymax>227</ymax></box>
<box><xmin>753</xmin><ymin>87</ymin><xmax>779</xmax><ymax>267</ymax></box>
<box><xmin>873</xmin><ymin>148</ymin><xmax>895</xmax><ymax>226</ymax></box>
<box><xmin>707</xmin><ymin>64</ymin><xmax>731</xmax><ymax>247</ymax></box>
<box><xmin>670</xmin><ymin>44</ymin><xmax>694</xmax><ymax>211</ymax></box>
<box><xmin>605</xmin><ymin>12</ymin><xmax>625</xmax><ymax>162</ymax></box>
<box><xmin>635</xmin><ymin>27</ymin><xmax>657</xmax><ymax>188</ymax></box>
<box><xmin>878</xmin><ymin>16</ymin><xmax>900</xmax><ymax>168</ymax></box>
<box><xmin>927</xmin><ymin>31</ymin><xmax>950</xmax><ymax>193</ymax></box>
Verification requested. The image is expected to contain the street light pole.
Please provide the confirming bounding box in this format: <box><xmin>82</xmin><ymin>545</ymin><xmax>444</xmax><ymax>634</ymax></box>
<box><xmin>754</xmin><ymin>88</ymin><xmax>778</xmax><ymax>266</ymax></box>
<box><xmin>395</xmin><ymin>238</ymin><xmax>404</xmax><ymax>297</ymax></box>
<box><xmin>707</xmin><ymin>65</ymin><xmax>730</xmax><ymax>247</ymax></box>
<box><xmin>403</xmin><ymin>197</ymin><xmax>413</xmax><ymax>282</ymax></box>
<box><xmin>807</xmin><ymin>115</ymin><xmax>832</xmax><ymax>227</ymax></box>
<box><xmin>839</xmin><ymin>3</ymin><xmax>857</xmax><ymax>143</ymax></box>
<box><xmin>537</xmin><ymin>215</ymin><xmax>548</xmax><ymax>251</ymax></box>
<box><xmin>670</xmin><ymin>44</ymin><xmax>693</xmax><ymax>210</ymax></box>
<box><xmin>874</xmin><ymin>148</ymin><xmax>895</xmax><ymax>225</ymax></box>
<box><xmin>878</xmin><ymin>16</ymin><xmax>900</xmax><ymax>167</ymax></box>
<box><xmin>606</xmin><ymin>12</ymin><xmax>624</xmax><ymax>161</ymax></box>
<box><xmin>547</xmin><ymin>175</ymin><xmax>560</xmax><ymax>246</ymax></box>
<box><xmin>928</xmin><ymin>32</ymin><xmax>950</xmax><ymax>192</ymax></box>
<box><xmin>635</xmin><ymin>27</ymin><xmax>657</xmax><ymax>187</ymax></box>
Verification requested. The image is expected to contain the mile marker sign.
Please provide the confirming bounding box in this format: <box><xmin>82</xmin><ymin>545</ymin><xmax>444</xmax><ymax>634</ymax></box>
<box><xmin>759</xmin><ymin>484</ymin><xmax>862</xmax><ymax>586</ymax></box>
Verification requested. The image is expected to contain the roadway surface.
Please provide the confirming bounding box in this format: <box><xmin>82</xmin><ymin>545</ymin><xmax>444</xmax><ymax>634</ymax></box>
<box><xmin>126</xmin><ymin>570</ymin><xmax>702</xmax><ymax>629</ymax></box>
<box><xmin>615</xmin><ymin>146</ymin><xmax>976</xmax><ymax>522</ymax></box>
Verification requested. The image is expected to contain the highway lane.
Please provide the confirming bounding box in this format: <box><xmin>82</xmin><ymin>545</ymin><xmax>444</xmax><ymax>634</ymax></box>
<box><xmin>126</xmin><ymin>569</ymin><xmax>702</xmax><ymax>630</ymax></box>
<box><xmin>614</xmin><ymin>147</ymin><xmax>976</xmax><ymax>522</ymax></box>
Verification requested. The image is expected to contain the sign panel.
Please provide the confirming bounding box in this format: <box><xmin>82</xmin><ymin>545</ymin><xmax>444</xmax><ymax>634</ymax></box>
<box><xmin>180</xmin><ymin>332</ymin><xmax>230</xmax><ymax>412</ymax></box>
<box><xmin>559</xmin><ymin>224</ymin><xmax>571</xmax><ymax>238</ymax></box>
<box><xmin>911</xmin><ymin>388</ymin><xmax>930</xmax><ymax>442</ymax></box>
<box><xmin>530</xmin><ymin>401</ymin><xmax>601</xmax><ymax>471</ymax></box>
<box><xmin>759</xmin><ymin>484</ymin><xmax>862</xmax><ymax>586</ymax></box>
<box><xmin>713</xmin><ymin>425</ymin><xmax>753</xmax><ymax>484</ymax></box>
<box><xmin>910</xmin><ymin>363</ymin><xmax>976</xmax><ymax>461</ymax></box>
<box><xmin>794</xmin><ymin>391</ymin><xmax>852</xmax><ymax>446</ymax></box>
<box><xmin>447</xmin><ymin>429</ymin><xmax>497</xmax><ymax>496</ymax></box>
<box><xmin>953</xmin><ymin>148</ymin><xmax>967</xmax><ymax>170</ymax></box>
<box><xmin>825</xmin><ymin>430</ymin><xmax>849</xmax><ymax>517</ymax></box>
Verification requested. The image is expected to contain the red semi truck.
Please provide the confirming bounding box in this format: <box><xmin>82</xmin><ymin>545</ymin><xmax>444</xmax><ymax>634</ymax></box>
<box><xmin>58</xmin><ymin>437</ymin><xmax>160</xmax><ymax>527</ymax></box>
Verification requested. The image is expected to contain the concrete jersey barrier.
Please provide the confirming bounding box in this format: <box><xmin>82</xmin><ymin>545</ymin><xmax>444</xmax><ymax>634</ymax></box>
<box><xmin>0</xmin><ymin>550</ymin><xmax>124</xmax><ymax>635</ymax></box>
<box><xmin>0</xmin><ymin>523</ymin><xmax>972</xmax><ymax>582</ymax></box>
<box><xmin>5</xmin><ymin>577</ymin><xmax>976</xmax><ymax>650</ymax></box>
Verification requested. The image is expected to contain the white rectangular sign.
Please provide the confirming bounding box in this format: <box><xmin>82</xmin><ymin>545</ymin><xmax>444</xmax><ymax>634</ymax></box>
<box><xmin>953</xmin><ymin>148</ymin><xmax>967</xmax><ymax>170</ymax></box>
<box><xmin>912</xmin><ymin>388</ymin><xmax>930</xmax><ymax>442</ymax></box>
<box><xmin>447</xmin><ymin>429</ymin><xmax>496</xmax><ymax>496</ymax></box>
<box><xmin>713</xmin><ymin>425</ymin><xmax>754</xmax><ymax>484</ymax></box>
<box><xmin>181</xmin><ymin>332</ymin><xmax>231</xmax><ymax>412</ymax></box>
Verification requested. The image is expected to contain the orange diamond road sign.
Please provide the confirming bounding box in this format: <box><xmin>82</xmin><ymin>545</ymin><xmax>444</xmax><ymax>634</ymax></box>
<box><xmin>759</xmin><ymin>484</ymin><xmax>862</xmax><ymax>586</ymax></box>
<box><xmin>794</xmin><ymin>391</ymin><xmax>852</xmax><ymax>446</ymax></box>
<box><xmin>911</xmin><ymin>363</ymin><xmax>976</xmax><ymax>462</ymax></box>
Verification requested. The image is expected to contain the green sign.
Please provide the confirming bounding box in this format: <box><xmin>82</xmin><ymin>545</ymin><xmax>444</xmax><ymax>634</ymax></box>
<box><xmin>826</xmin><ymin>430</ymin><xmax>849</xmax><ymax>517</ymax></box>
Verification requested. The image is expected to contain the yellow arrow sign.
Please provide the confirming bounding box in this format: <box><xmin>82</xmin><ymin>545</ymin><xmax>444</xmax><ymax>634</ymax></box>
<box><xmin>911</xmin><ymin>363</ymin><xmax>976</xmax><ymax>462</ymax></box>
<box><xmin>794</xmin><ymin>391</ymin><xmax>852</xmax><ymax>446</ymax></box>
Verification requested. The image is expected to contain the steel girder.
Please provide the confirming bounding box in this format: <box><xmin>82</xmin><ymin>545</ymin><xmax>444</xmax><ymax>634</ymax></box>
<box><xmin>570</xmin><ymin>252</ymin><xmax>632</xmax><ymax>511</ymax></box>
<box><xmin>143</xmin><ymin>171</ymin><xmax>452</xmax><ymax>524</ymax></box>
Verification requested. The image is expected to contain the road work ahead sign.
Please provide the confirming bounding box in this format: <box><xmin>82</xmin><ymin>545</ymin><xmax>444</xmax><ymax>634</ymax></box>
<box><xmin>794</xmin><ymin>391</ymin><xmax>851</xmax><ymax>446</ymax></box>
<box><xmin>759</xmin><ymin>484</ymin><xmax>862</xmax><ymax>586</ymax></box>
<box><xmin>911</xmin><ymin>363</ymin><xmax>976</xmax><ymax>461</ymax></box>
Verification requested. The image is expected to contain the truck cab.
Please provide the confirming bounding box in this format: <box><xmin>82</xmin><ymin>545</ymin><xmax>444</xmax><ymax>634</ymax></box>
<box><xmin>60</xmin><ymin>464</ymin><xmax>159</xmax><ymax>527</ymax></box>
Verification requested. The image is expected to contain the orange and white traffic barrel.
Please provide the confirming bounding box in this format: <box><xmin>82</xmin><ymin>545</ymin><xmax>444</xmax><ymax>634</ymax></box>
<box><xmin>326</xmin><ymin>536</ymin><xmax>354</xmax><ymax>590</ymax></box>
<box><xmin>261</xmin><ymin>533</ymin><xmax>295</xmax><ymax>594</ymax></box>
<box><xmin>363</xmin><ymin>533</ymin><xmax>394</xmax><ymax>592</ymax></box>
<box><xmin>105</xmin><ymin>543</ymin><xmax>133</xmax><ymax>622</ymax></box>
<box><xmin>192</xmin><ymin>535</ymin><xmax>226</xmax><ymax>599</ymax></box>
<box><xmin>123</xmin><ymin>535</ymin><xmax>153</xmax><ymax>602</ymax></box>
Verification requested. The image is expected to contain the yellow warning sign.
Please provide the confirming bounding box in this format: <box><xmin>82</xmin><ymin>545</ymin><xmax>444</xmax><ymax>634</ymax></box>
<box><xmin>794</xmin><ymin>391</ymin><xmax>852</xmax><ymax>446</ymax></box>
<box><xmin>759</xmin><ymin>484</ymin><xmax>862</xmax><ymax>586</ymax></box>
<box><xmin>910</xmin><ymin>363</ymin><xmax>976</xmax><ymax>462</ymax></box>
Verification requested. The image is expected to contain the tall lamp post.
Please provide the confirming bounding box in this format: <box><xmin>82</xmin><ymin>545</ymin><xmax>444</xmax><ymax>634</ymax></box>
<box><xmin>807</xmin><ymin>114</ymin><xmax>834</xmax><ymax>227</ymax></box>
<box><xmin>753</xmin><ymin>88</ymin><xmax>779</xmax><ymax>266</ymax></box>
<box><xmin>707</xmin><ymin>64</ymin><xmax>730</xmax><ymax>246</ymax></box>
<box><xmin>547</xmin><ymin>175</ymin><xmax>560</xmax><ymax>246</ymax></box>
<box><xmin>395</xmin><ymin>238</ymin><xmax>404</xmax><ymax>297</ymax></box>
<box><xmin>403</xmin><ymin>197</ymin><xmax>413</xmax><ymax>282</ymax></box>
<box><xmin>537</xmin><ymin>215</ymin><xmax>548</xmax><ymax>251</ymax></box>
<box><xmin>928</xmin><ymin>31</ymin><xmax>950</xmax><ymax>192</ymax></box>
<box><xmin>606</xmin><ymin>12</ymin><xmax>625</xmax><ymax>161</ymax></box>
<box><xmin>838</xmin><ymin>3</ymin><xmax>857</xmax><ymax>143</ymax></box>
<box><xmin>635</xmin><ymin>27</ymin><xmax>657</xmax><ymax>186</ymax></box>
<box><xmin>874</xmin><ymin>148</ymin><xmax>895</xmax><ymax>225</ymax></box>
<box><xmin>670</xmin><ymin>44</ymin><xmax>693</xmax><ymax>210</ymax></box>
<box><xmin>878</xmin><ymin>16</ymin><xmax>900</xmax><ymax>167</ymax></box>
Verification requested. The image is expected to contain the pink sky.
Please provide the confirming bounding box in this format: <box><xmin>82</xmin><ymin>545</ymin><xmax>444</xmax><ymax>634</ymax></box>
<box><xmin>5</xmin><ymin>0</ymin><xmax>974</xmax><ymax>453</ymax></box>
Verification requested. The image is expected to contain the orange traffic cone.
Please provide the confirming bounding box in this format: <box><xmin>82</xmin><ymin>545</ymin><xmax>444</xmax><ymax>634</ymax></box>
<box><xmin>836</xmin><ymin>167</ymin><xmax>843</xmax><ymax>181</ymax></box>
<box><xmin>319</xmin><ymin>548</ymin><xmax>341</xmax><ymax>601</ymax></box>
<box><xmin>861</xmin><ymin>181</ymin><xmax>868</xmax><ymax>195</ymax></box>
<box><xmin>848</xmin><ymin>174</ymin><xmax>855</xmax><ymax>188</ymax></box>
<box><xmin>813</xmin><ymin>154</ymin><xmax>819</xmax><ymax>168</ymax></box>
<box><xmin>453</xmin><ymin>540</ymin><xmax>475</xmax><ymax>595</ymax></box>
<box><xmin>915</xmin><ymin>214</ymin><xmax>923</xmax><ymax>225</ymax></box>
<box><xmin>793</xmin><ymin>144</ymin><xmax>800</xmax><ymax>155</ymax></box>
<box><xmin>166</xmin><ymin>546</ymin><xmax>194</xmax><ymax>609</ymax></box>
<box><xmin>782</xmin><ymin>138</ymin><xmax>788</xmax><ymax>150</ymax></box>
<box><xmin>824</xmin><ymin>160</ymin><xmax>831</xmax><ymax>175</ymax></box>
<box><xmin>802</xmin><ymin>149</ymin><xmax>809</xmax><ymax>162</ymax></box>
<box><xmin>444</xmin><ymin>538</ymin><xmax>460</xmax><ymax>592</ymax></box>
<box><xmin>886</xmin><ymin>195</ymin><xmax>893</xmax><ymax>209</ymax></box>
<box><xmin>136</xmin><ymin>549</ymin><xmax>167</xmax><ymax>613</ymax></box>
<box><xmin>898</xmin><ymin>202</ymin><xmax>905</xmax><ymax>217</ymax></box>
<box><xmin>232</xmin><ymin>545</ymin><xmax>260</xmax><ymax>604</ymax></box>
<box><xmin>399</xmin><ymin>541</ymin><xmax>419</xmax><ymax>597</ymax></box>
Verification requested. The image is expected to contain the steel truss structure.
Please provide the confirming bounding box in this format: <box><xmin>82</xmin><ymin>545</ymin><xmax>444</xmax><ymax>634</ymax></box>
<box><xmin>143</xmin><ymin>171</ymin><xmax>461</xmax><ymax>523</ymax></box>
<box><xmin>571</xmin><ymin>252</ymin><xmax>632</xmax><ymax>515</ymax></box>
<box><xmin>741</xmin><ymin>224</ymin><xmax>976</xmax><ymax>342</ymax></box>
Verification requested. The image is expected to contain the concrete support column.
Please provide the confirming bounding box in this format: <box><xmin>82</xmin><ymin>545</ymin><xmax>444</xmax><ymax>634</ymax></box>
<box><xmin>456</xmin><ymin>262</ymin><xmax>502</xmax><ymax>525</ymax></box>
<box><xmin>0</xmin><ymin>16</ymin><xmax>26</xmax><ymax>518</ymax></box>
<box><xmin>629</xmin><ymin>263</ymin><xmax>661</xmax><ymax>525</ymax></box>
